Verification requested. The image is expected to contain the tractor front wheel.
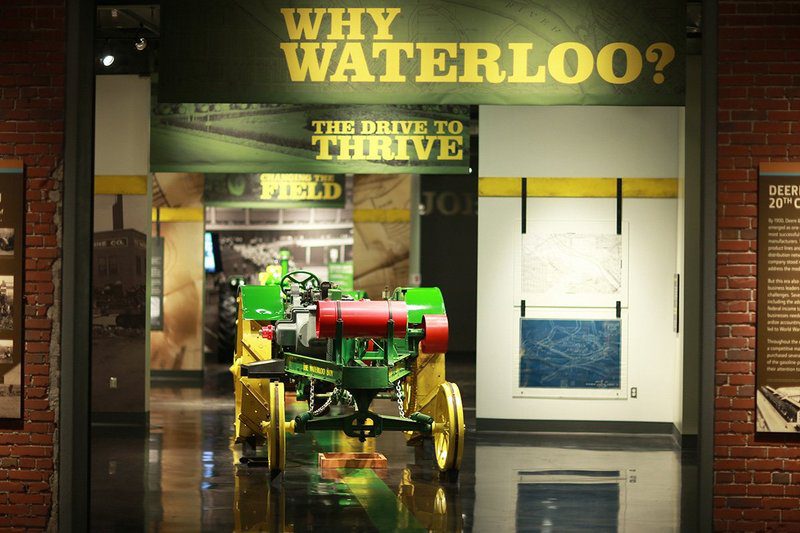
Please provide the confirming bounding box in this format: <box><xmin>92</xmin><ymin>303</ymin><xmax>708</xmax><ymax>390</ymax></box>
<box><xmin>266</xmin><ymin>381</ymin><xmax>286</xmax><ymax>473</ymax></box>
<box><xmin>432</xmin><ymin>382</ymin><xmax>465</xmax><ymax>473</ymax></box>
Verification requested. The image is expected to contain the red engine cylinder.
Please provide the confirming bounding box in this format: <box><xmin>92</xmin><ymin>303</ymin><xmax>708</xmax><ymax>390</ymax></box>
<box><xmin>420</xmin><ymin>314</ymin><xmax>449</xmax><ymax>353</ymax></box>
<box><xmin>316</xmin><ymin>300</ymin><xmax>408</xmax><ymax>339</ymax></box>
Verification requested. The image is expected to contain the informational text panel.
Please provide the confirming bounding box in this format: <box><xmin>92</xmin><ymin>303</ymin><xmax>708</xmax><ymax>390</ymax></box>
<box><xmin>757</xmin><ymin>163</ymin><xmax>800</xmax><ymax>433</ymax></box>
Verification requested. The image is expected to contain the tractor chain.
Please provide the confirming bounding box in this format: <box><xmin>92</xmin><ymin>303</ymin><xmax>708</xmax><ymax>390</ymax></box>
<box><xmin>396</xmin><ymin>378</ymin><xmax>406</xmax><ymax>418</ymax></box>
<box><xmin>307</xmin><ymin>379</ymin><xmax>355</xmax><ymax>417</ymax></box>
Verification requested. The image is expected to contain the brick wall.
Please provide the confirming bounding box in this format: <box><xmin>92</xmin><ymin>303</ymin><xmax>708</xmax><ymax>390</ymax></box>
<box><xmin>715</xmin><ymin>1</ymin><xmax>800</xmax><ymax>529</ymax></box>
<box><xmin>0</xmin><ymin>2</ymin><xmax>65</xmax><ymax>530</ymax></box>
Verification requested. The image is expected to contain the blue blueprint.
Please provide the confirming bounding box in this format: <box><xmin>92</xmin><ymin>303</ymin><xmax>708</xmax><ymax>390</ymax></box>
<box><xmin>519</xmin><ymin>319</ymin><xmax>621</xmax><ymax>389</ymax></box>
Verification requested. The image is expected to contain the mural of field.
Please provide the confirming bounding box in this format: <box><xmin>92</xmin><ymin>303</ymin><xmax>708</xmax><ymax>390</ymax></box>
<box><xmin>151</xmin><ymin>103</ymin><xmax>469</xmax><ymax>174</ymax></box>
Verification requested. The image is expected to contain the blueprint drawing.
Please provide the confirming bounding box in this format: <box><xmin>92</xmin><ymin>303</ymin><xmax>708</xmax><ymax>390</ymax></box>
<box><xmin>519</xmin><ymin>319</ymin><xmax>622</xmax><ymax>389</ymax></box>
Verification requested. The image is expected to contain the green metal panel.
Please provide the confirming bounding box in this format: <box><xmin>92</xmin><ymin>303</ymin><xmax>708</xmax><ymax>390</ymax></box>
<box><xmin>388</xmin><ymin>364</ymin><xmax>411</xmax><ymax>383</ymax></box>
<box><xmin>399</xmin><ymin>287</ymin><xmax>446</xmax><ymax>324</ymax></box>
<box><xmin>240</xmin><ymin>284</ymin><xmax>284</xmax><ymax>320</ymax></box>
<box><xmin>341</xmin><ymin>366</ymin><xmax>391</xmax><ymax>390</ymax></box>
<box><xmin>343</xmin><ymin>290</ymin><xmax>366</xmax><ymax>301</ymax></box>
<box><xmin>284</xmin><ymin>353</ymin><xmax>342</xmax><ymax>382</ymax></box>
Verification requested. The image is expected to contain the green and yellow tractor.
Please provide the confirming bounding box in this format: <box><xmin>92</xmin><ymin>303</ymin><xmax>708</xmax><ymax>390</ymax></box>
<box><xmin>230</xmin><ymin>270</ymin><xmax>465</xmax><ymax>475</ymax></box>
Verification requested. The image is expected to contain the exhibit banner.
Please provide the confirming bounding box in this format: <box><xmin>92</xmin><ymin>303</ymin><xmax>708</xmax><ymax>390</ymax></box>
<box><xmin>160</xmin><ymin>0</ymin><xmax>685</xmax><ymax>106</ymax></box>
<box><xmin>757</xmin><ymin>163</ymin><xmax>800</xmax><ymax>433</ymax></box>
<box><xmin>151</xmin><ymin>103</ymin><xmax>470</xmax><ymax>174</ymax></box>
<box><xmin>0</xmin><ymin>161</ymin><xmax>23</xmax><ymax>421</ymax></box>
<box><xmin>205</xmin><ymin>173</ymin><xmax>346</xmax><ymax>208</ymax></box>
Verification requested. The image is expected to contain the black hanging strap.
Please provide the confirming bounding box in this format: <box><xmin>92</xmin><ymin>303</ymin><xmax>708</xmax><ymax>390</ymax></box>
<box><xmin>521</xmin><ymin>177</ymin><xmax>527</xmax><ymax>234</ymax></box>
<box><xmin>521</xmin><ymin>178</ymin><xmax>527</xmax><ymax>317</ymax></box>
<box><xmin>616</xmin><ymin>177</ymin><xmax>622</xmax><ymax>235</ymax></box>
<box><xmin>616</xmin><ymin>301</ymin><xmax>621</xmax><ymax>318</ymax></box>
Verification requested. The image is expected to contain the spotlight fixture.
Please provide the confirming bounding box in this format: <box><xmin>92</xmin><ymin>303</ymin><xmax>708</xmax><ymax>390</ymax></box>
<box><xmin>100</xmin><ymin>51</ymin><xmax>115</xmax><ymax>67</ymax></box>
<box><xmin>100</xmin><ymin>40</ymin><xmax>115</xmax><ymax>67</ymax></box>
<box><xmin>134</xmin><ymin>36</ymin><xmax>147</xmax><ymax>51</ymax></box>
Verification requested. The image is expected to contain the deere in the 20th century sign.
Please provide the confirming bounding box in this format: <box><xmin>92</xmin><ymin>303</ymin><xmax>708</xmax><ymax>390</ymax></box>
<box><xmin>160</xmin><ymin>0</ymin><xmax>685</xmax><ymax>106</ymax></box>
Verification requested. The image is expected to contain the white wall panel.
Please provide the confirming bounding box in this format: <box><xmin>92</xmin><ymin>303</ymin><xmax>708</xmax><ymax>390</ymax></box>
<box><xmin>95</xmin><ymin>75</ymin><xmax>151</xmax><ymax>175</ymax></box>
<box><xmin>479</xmin><ymin>106</ymin><xmax>680</xmax><ymax>178</ymax></box>
<box><xmin>476</xmin><ymin>197</ymin><xmax>678</xmax><ymax>422</ymax></box>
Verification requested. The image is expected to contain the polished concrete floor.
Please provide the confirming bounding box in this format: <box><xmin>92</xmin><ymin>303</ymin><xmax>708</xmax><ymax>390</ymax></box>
<box><xmin>91</xmin><ymin>358</ymin><xmax>696</xmax><ymax>532</ymax></box>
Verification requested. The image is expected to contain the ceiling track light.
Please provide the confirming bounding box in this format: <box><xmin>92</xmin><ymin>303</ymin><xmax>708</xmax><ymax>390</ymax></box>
<box><xmin>134</xmin><ymin>36</ymin><xmax>147</xmax><ymax>51</ymax></box>
<box><xmin>100</xmin><ymin>40</ymin><xmax>115</xmax><ymax>67</ymax></box>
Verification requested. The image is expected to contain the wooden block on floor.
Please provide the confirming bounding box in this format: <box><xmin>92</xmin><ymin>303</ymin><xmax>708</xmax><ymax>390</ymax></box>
<box><xmin>318</xmin><ymin>452</ymin><xmax>388</xmax><ymax>469</ymax></box>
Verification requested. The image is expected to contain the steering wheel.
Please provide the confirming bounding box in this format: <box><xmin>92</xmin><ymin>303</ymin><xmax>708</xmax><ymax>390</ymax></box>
<box><xmin>280</xmin><ymin>270</ymin><xmax>321</xmax><ymax>296</ymax></box>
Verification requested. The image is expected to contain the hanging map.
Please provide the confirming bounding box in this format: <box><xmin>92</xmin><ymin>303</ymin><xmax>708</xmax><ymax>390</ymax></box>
<box><xmin>517</xmin><ymin>318</ymin><xmax>624</xmax><ymax>398</ymax></box>
<box><xmin>515</xmin><ymin>221</ymin><xmax>627</xmax><ymax>308</ymax></box>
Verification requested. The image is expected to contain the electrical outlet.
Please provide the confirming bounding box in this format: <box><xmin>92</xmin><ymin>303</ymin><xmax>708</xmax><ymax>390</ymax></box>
<box><xmin>109</xmin><ymin>377</ymin><xmax>118</xmax><ymax>389</ymax></box>
<box><xmin>630</xmin><ymin>387</ymin><xmax>637</xmax><ymax>398</ymax></box>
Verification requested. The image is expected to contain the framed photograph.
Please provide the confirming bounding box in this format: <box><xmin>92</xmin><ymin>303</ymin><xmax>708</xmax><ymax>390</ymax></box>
<box><xmin>0</xmin><ymin>228</ymin><xmax>14</xmax><ymax>257</ymax></box>
<box><xmin>0</xmin><ymin>340</ymin><xmax>11</xmax><ymax>363</ymax></box>
<box><xmin>0</xmin><ymin>275</ymin><xmax>13</xmax><ymax>330</ymax></box>
<box><xmin>0</xmin><ymin>340</ymin><xmax>20</xmax><ymax>419</ymax></box>
<box><xmin>0</xmin><ymin>160</ymin><xmax>24</xmax><ymax>422</ymax></box>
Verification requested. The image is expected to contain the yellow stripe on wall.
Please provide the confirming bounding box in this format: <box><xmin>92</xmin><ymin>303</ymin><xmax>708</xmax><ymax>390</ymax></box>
<box><xmin>353</xmin><ymin>209</ymin><xmax>410</xmax><ymax>223</ymax></box>
<box><xmin>152</xmin><ymin>207</ymin><xmax>205</xmax><ymax>222</ymax></box>
<box><xmin>622</xmin><ymin>179</ymin><xmax>678</xmax><ymax>198</ymax></box>
<box><xmin>94</xmin><ymin>175</ymin><xmax>149</xmax><ymax>195</ymax></box>
<box><xmin>479</xmin><ymin>177</ymin><xmax>678</xmax><ymax>198</ymax></box>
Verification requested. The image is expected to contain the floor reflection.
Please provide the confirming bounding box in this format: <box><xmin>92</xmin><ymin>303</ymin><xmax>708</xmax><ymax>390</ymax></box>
<box><xmin>474</xmin><ymin>440</ymin><xmax>682</xmax><ymax>532</ymax></box>
<box><xmin>90</xmin><ymin>360</ymin><xmax>690</xmax><ymax>532</ymax></box>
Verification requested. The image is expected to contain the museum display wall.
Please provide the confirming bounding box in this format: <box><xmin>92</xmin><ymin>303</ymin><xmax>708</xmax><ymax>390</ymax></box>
<box><xmin>0</xmin><ymin>6</ymin><xmax>65</xmax><ymax>524</ymax></box>
<box><xmin>150</xmin><ymin>173</ymin><xmax>205</xmax><ymax>373</ymax></box>
<box><xmin>713</xmin><ymin>3</ymin><xmax>800</xmax><ymax>527</ymax></box>
<box><xmin>420</xmin><ymin>173</ymin><xmax>478</xmax><ymax>354</ymax></box>
<box><xmin>477</xmin><ymin>196</ymin><xmax>678</xmax><ymax>424</ymax></box>
<box><xmin>353</xmin><ymin>174</ymin><xmax>411</xmax><ymax>299</ymax></box>
<box><xmin>92</xmin><ymin>76</ymin><xmax>152</xmax><ymax>417</ymax></box>
<box><xmin>476</xmin><ymin>105</ymin><xmax>691</xmax><ymax>430</ymax></box>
